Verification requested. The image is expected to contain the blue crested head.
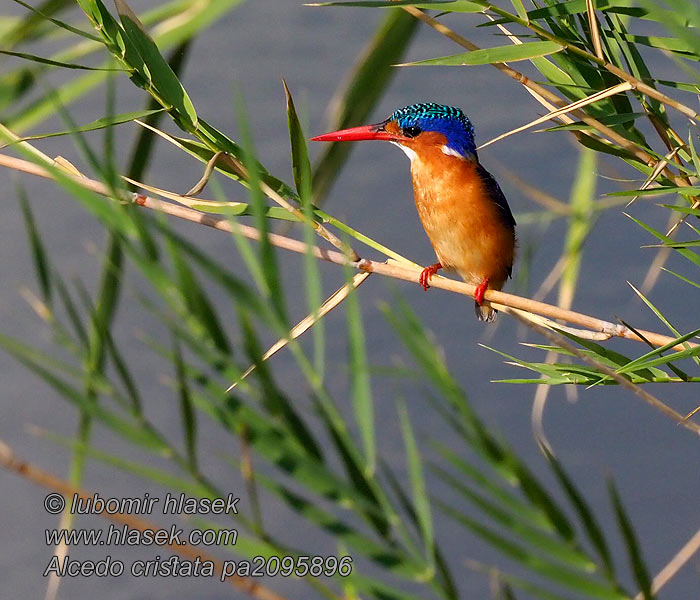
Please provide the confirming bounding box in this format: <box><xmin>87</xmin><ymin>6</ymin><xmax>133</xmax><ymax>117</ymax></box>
<box><xmin>389</xmin><ymin>103</ymin><xmax>476</xmax><ymax>158</ymax></box>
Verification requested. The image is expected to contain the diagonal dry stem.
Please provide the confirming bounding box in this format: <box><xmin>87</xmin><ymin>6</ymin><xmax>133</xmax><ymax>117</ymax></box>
<box><xmin>226</xmin><ymin>272</ymin><xmax>371</xmax><ymax>392</ymax></box>
<box><xmin>132</xmin><ymin>193</ymin><xmax>696</xmax><ymax>352</ymax></box>
<box><xmin>478</xmin><ymin>82</ymin><xmax>633</xmax><ymax>150</ymax></box>
<box><xmin>632</xmin><ymin>523</ymin><xmax>700</xmax><ymax>598</ymax></box>
<box><xmin>585</xmin><ymin>0</ymin><xmax>604</xmax><ymax>61</ymax></box>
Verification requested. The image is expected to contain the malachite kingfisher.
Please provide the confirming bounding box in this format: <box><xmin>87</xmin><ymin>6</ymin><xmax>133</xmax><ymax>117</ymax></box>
<box><xmin>312</xmin><ymin>102</ymin><xmax>516</xmax><ymax>322</ymax></box>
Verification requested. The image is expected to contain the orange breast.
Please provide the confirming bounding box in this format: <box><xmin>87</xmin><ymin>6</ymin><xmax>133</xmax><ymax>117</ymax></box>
<box><xmin>409</xmin><ymin>149</ymin><xmax>515</xmax><ymax>290</ymax></box>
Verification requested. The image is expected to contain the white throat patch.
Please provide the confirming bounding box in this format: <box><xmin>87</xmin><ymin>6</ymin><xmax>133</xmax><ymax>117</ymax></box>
<box><xmin>441</xmin><ymin>145</ymin><xmax>464</xmax><ymax>159</ymax></box>
<box><xmin>391</xmin><ymin>141</ymin><xmax>418</xmax><ymax>162</ymax></box>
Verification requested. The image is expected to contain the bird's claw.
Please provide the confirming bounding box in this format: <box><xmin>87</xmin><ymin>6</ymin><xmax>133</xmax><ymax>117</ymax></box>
<box><xmin>419</xmin><ymin>263</ymin><xmax>442</xmax><ymax>291</ymax></box>
<box><xmin>474</xmin><ymin>277</ymin><xmax>490</xmax><ymax>305</ymax></box>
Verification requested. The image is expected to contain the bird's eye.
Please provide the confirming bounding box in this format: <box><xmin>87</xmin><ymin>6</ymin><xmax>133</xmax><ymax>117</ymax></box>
<box><xmin>402</xmin><ymin>125</ymin><xmax>422</xmax><ymax>138</ymax></box>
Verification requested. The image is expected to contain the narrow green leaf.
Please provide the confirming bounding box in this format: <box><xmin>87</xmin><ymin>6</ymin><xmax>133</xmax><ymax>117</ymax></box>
<box><xmin>614</xmin><ymin>328</ymin><xmax>700</xmax><ymax>376</ymax></box>
<box><xmin>19</xmin><ymin>190</ymin><xmax>52</xmax><ymax>302</ymax></box>
<box><xmin>397</xmin><ymin>399</ymin><xmax>434</xmax><ymax>566</ymax></box>
<box><xmin>384</xmin><ymin>299</ymin><xmax>577</xmax><ymax>541</ymax></box>
<box><xmin>439</xmin><ymin>499</ymin><xmax>626</xmax><ymax>599</ymax></box>
<box><xmin>341</xmin><ymin>273</ymin><xmax>375</xmax><ymax>475</ymax></box>
<box><xmin>0</xmin><ymin>332</ymin><xmax>166</xmax><ymax>451</ymax></box>
<box><xmin>660</xmin><ymin>267</ymin><xmax>700</xmax><ymax>289</ymax></box>
<box><xmin>165</xmin><ymin>232</ymin><xmax>231</xmax><ymax>355</ymax></box>
<box><xmin>114</xmin><ymin>0</ymin><xmax>198</xmax><ymax>129</ymax></box>
<box><xmin>608</xmin><ymin>481</ymin><xmax>654</xmax><ymax>600</ymax></box>
<box><xmin>542</xmin><ymin>446</ymin><xmax>615</xmax><ymax>579</ymax></box>
<box><xmin>0</xmin><ymin>49</ymin><xmax>124</xmax><ymax>71</ymax></box>
<box><xmin>3</xmin><ymin>109</ymin><xmax>164</xmax><ymax>147</ymax></box>
<box><xmin>36</xmin><ymin>429</ymin><xmax>211</xmax><ymax>498</ymax></box>
<box><xmin>284</xmin><ymin>80</ymin><xmax>312</xmax><ymax>199</ymax></box>
<box><xmin>482</xmin><ymin>0</ymin><xmax>663</xmax><ymax>24</ymax></box>
<box><xmin>382</xmin><ymin>465</ymin><xmax>458</xmax><ymax>597</ymax></box>
<box><xmin>609</xmin><ymin>186</ymin><xmax>700</xmax><ymax>197</ymax></box>
<box><xmin>308</xmin><ymin>0</ymin><xmax>482</xmax><ymax>10</ymax></box>
<box><xmin>399</xmin><ymin>41</ymin><xmax>564</xmax><ymax>67</ymax></box>
<box><xmin>253</xmin><ymin>471</ymin><xmax>427</xmax><ymax>581</ymax></box>
<box><xmin>172</xmin><ymin>338</ymin><xmax>197</xmax><ymax>471</ymax></box>
<box><xmin>434</xmin><ymin>443</ymin><xmax>555</xmax><ymax>531</ymax></box>
<box><xmin>510</xmin><ymin>0</ymin><xmax>529</xmax><ymax>22</ymax></box>
<box><xmin>434</xmin><ymin>464</ymin><xmax>596</xmax><ymax>572</ymax></box>
<box><xmin>10</xmin><ymin>0</ymin><xmax>102</xmax><ymax>42</ymax></box>
<box><xmin>235</xmin><ymin>94</ymin><xmax>288</xmax><ymax>324</ymax></box>
<box><xmin>626</xmin><ymin>213</ymin><xmax>700</xmax><ymax>269</ymax></box>
<box><xmin>284</xmin><ymin>80</ymin><xmax>325</xmax><ymax>377</ymax></box>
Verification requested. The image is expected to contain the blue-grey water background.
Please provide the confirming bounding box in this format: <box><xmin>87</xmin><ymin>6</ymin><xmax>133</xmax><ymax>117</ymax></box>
<box><xmin>1</xmin><ymin>1</ymin><xmax>699</xmax><ymax>598</ymax></box>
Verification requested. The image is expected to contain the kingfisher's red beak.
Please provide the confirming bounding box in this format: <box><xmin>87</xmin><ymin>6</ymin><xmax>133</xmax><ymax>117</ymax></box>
<box><xmin>311</xmin><ymin>123</ymin><xmax>407</xmax><ymax>143</ymax></box>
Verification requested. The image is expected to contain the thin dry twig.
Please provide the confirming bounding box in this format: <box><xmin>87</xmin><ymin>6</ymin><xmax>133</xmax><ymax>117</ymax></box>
<box><xmin>0</xmin><ymin>438</ymin><xmax>288</xmax><ymax>600</ymax></box>
<box><xmin>585</xmin><ymin>0</ymin><xmax>605</xmax><ymax>61</ymax></box>
<box><xmin>478</xmin><ymin>82</ymin><xmax>633</xmax><ymax>150</ymax></box>
<box><xmin>226</xmin><ymin>272</ymin><xmax>371</xmax><ymax>391</ymax></box>
<box><xmin>625</xmin><ymin>146</ymin><xmax>683</xmax><ymax>208</ymax></box>
<box><xmin>633</xmin><ymin>525</ymin><xmax>700</xmax><ymax>599</ymax></box>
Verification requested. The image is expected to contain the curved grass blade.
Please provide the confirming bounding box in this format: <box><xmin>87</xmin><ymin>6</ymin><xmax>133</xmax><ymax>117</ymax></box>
<box><xmin>433</xmin><ymin>464</ymin><xmax>597</xmax><ymax>572</ymax></box>
<box><xmin>440</xmin><ymin>498</ymin><xmax>627</xmax><ymax>599</ymax></box>
<box><xmin>384</xmin><ymin>298</ymin><xmax>577</xmax><ymax>541</ymax></box>
<box><xmin>235</xmin><ymin>94</ymin><xmax>288</xmax><ymax>324</ymax></box>
<box><xmin>32</xmin><ymin>426</ymin><xmax>213</xmax><ymax>498</ymax></box>
<box><xmin>253</xmin><ymin>471</ymin><xmax>429</xmax><ymax>581</ymax></box>
<box><xmin>0</xmin><ymin>333</ymin><xmax>167</xmax><ymax>451</ymax></box>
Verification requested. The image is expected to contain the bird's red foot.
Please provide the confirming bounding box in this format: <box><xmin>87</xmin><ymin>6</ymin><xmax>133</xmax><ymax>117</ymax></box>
<box><xmin>474</xmin><ymin>277</ymin><xmax>490</xmax><ymax>305</ymax></box>
<box><xmin>419</xmin><ymin>263</ymin><xmax>442</xmax><ymax>291</ymax></box>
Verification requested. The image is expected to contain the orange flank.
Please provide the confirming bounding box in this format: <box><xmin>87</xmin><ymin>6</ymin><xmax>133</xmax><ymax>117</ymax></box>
<box><xmin>403</xmin><ymin>132</ymin><xmax>514</xmax><ymax>320</ymax></box>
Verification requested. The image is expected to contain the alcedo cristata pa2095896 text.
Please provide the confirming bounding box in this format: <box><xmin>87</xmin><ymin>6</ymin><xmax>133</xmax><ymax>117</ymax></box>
<box><xmin>312</xmin><ymin>102</ymin><xmax>516</xmax><ymax>322</ymax></box>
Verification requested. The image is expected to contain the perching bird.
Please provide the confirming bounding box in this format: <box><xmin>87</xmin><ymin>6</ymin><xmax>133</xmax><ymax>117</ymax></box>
<box><xmin>312</xmin><ymin>102</ymin><xmax>516</xmax><ymax>322</ymax></box>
